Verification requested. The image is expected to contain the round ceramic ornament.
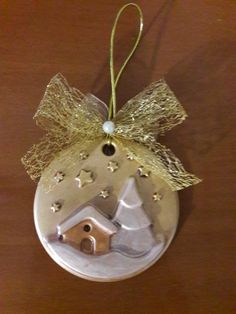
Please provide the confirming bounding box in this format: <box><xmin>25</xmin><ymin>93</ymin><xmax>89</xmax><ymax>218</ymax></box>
<box><xmin>33</xmin><ymin>97</ymin><xmax>179</xmax><ymax>281</ymax></box>
<box><xmin>22</xmin><ymin>3</ymin><xmax>200</xmax><ymax>281</ymax></box>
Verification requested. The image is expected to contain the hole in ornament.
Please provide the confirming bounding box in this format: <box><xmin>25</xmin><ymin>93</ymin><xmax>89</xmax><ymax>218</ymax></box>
<box><xmin>102</xmin><ymin>144</ymin><xmax>115</xmax><ymax>156</ymax></box>
<box><xmin>83</xmin><ymin>224</ymin><xmax>91</xmax><ymax>232</ymax></box>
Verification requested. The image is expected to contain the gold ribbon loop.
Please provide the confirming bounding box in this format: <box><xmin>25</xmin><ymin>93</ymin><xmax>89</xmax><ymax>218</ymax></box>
<box><xmin>114</xmin><ymin>79</ymin><xmax>187</xmax><ymax>138</ymax></box>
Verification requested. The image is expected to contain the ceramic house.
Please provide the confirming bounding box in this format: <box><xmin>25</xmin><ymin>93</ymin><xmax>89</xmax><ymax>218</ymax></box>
<box><xmin>57</xmin><ymin>177</ymin><xmax>155</xmax><ymax>257</ymax></box>
<box><xmin>57</xmin><ymin>206</ymin><xmax>117</xmax><ymax>255</ymax></box>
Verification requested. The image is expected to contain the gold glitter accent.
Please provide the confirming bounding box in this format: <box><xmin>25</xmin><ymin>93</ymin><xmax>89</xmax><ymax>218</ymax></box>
<box><xmin>138</xmin><ymin>166</ymin><xmax>150</xmax><ymax>177</ymax></box>
<box><xmin>75</xmin><ymin>169</ymin><xmax>94</xmax><ymax>188</ymax></box>
<box><xmin>99</xmin><ymin>190</ymin><xmax>110</xmax><ymax>199</ymax></box>
<box><xmin>21</xmin><ymin>74</ymin><xmax>201</xmax><ymax>191</ymax></box>
<box><xmin>54</xmin><ymin>171</ymin><xmax>65</xmax><ymax>183</ymax></box>
<box><xmin>51</xmin><ymin>202</ymin><xmax>62</xmax><ymax>213</ymax></box>
<box><xmin>79</xmin><ymin>150</ymin><xmax>89</xmax><ymax>160</ymax></box>
<box><xmin>127</xmin><ymin>153</ymin><xmax>134</xmax><ymax>160</ymax></box>
<box><xmin>107</xmin><ymin>161</ymin><xmax>119</xmax><ymax>172</ymax></box>
<box><xmin>153</xmin><ymin>192</ymin><xmax>162</xmax><ymax>202</ymax></box>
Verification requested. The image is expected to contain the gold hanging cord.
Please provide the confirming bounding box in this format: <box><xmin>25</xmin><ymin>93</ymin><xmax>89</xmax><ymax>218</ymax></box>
<box><xmin>108</xmin><ymin>3</ymin><xmax>144</xmax><ymax>119</ymax></box>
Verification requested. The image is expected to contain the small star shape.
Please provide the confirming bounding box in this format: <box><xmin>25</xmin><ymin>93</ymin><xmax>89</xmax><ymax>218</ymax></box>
<box><xmin>51</xmin><ymin>202</ymin><xmax>62</xmax><ymax>213</ymax></box>
<box><xmin>75</xmin><ymin>169</ymin><xmax>94</xmax><ymax>188</ymax></box>
<box><xmin>127</xmin><ymin>153</ymin><xmax>134</xmax><ymax>161</ymax></box>
<box><xmin>99</xmin><ymin>189</ymin><xmax>110</xmax><ymax>199</ymax></box>
<box><xmin>79</xmin><ymin>150</ymin><xmax>89</xmax><ymax>160</ymax></box>
<box><xmin>153</xmin><ymin>192</ymin><xmax>162</xmax><ymax>202</ymax></box>
<box><xmin>107</xmin><ymin>161</ymin><xmax>119</xmax><ymax>172</ymax></box>
<box><xmin>137</xmin><ymin>166</ymin><xmax>150</xmax><ymax>177</ymax></box>
<box><xmin>54</xmin><ymin>171</ymin><xmax>65</xmax><ymax>183</ymax></box>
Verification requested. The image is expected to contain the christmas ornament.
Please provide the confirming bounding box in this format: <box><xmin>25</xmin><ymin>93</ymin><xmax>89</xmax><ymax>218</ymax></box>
<box><xmin>22</xmin><ymin>3</ymin><xmax>200</xmax><ymax>281</ymax></box>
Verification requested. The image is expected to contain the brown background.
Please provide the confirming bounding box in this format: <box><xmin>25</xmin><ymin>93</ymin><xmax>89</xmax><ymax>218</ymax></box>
<box><xmin>1</xmin><ymin>1</ymin><xmax>235</xmax><ymax>313</ymax></box>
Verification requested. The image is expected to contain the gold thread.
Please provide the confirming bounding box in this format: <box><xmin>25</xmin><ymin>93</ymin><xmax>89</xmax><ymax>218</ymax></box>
<box><xmin>108</xmin><ymin>3</ymin><xmax>144</xmax><ymax>120</ymax></box>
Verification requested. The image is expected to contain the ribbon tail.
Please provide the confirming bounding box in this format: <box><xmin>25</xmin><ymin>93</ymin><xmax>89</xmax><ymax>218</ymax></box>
<box><xmin>39</xmin><ymin>137</ymin><xmax>102</xmax><ymax>192</ymax></box>
<box><xmin>22</xmin><ymin>128</ymin><xmax>104</xmax><ymax>191</ymax></box>
<box><xmin>117</xmin><ymin>138</ymin><xmax>201</xmax><ymax>191</ymax></box>
<box><xmin>21</xmin><ymin>133</ymin><xmax>68</xmax><ymax>182</ymax></box>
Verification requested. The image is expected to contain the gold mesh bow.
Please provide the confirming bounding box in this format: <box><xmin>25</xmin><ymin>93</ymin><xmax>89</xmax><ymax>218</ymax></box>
<box><xmin>22</xmin><ymin>73</ymin><xmax>200</xmax><ymax>191</ymax></box>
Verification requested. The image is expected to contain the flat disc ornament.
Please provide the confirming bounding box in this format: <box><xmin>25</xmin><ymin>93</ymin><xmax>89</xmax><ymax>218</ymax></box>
<box><xmin>34</xmin><ymin>139</ymin><xmax>179</xmax><ymax>281</ymax></box>
<box><xmin>22</xmin><ymin>3</ymin><xmax>201</xmax><ymax>282</ymax></box>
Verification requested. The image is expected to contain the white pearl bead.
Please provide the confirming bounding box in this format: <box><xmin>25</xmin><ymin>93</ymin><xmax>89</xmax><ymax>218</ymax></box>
<box><xmin>102</xmin><ymin>121</ymin><xmax>115</xmax><ymax>135</ymax></box>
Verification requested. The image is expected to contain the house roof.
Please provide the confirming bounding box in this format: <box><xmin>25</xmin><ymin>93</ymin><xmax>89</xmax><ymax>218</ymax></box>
<box><xmin>58</xmin><ymin>205</ymin><xmax>117</xmax><ymax>235</ymax></box>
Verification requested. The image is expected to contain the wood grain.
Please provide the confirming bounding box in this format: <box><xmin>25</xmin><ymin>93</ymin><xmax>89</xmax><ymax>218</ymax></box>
<box><xmin>0</xmin><ymin>1</ymin><xmax>235</xmax><ymax>313</ymax></box>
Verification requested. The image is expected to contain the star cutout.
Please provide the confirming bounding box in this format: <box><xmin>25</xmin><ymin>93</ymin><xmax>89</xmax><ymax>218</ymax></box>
<box><xmin>51</xmin><ymin>202</ymin><xmax>62</xmax><ymax>213</ymax></box>
<box><xmin>107</xmin><ymin>161</ymin><xmax>119</xmax><ymax>172</ymax></box>
<box><xmin>54</xmin><ymin>171</ymin><xmax>65</xmax><ymax>183</ymax></box>
<box><xmin>137</xmin><ymin>166</ymin><xmax>150</xmax><ymax>177</ymax></box>
<box><xmin>99</xmin><ymin>189</ymin><xmax>110</xmax><ymax>199</ymax></box>
<box><xmin>79</xmin><ymin>150</ymin><xmax>89</xmax><ymax>160</ymax></box>
<box><xmin>153</xmin><ymin>192</ymin><xmax>162</xmax><ymax>202</ymax></box>
<box><xmin>75</xmin><ymin>169</ymin><xmax>94</xmax><ymax>188</ymax></box>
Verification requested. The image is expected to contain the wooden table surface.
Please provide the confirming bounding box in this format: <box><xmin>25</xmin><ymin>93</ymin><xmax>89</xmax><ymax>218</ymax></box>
<box><xmin>1</xmin><ymin>1</ymin><xmax>235</xmax><ymax>313</ymax></box>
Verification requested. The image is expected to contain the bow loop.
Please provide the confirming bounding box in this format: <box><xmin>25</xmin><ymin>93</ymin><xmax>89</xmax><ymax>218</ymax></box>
<box><xmin>34</xmin><ymin>73</ymin><xmax>104</xmax><ymax>138</ymax></box>
<box><xmin>22</xmin><ymin>74</ymin><xmax>104</xmax><ymax>182</ymax></box>
<box><xmin>114</xmin><ymin>79</ymin><xmax>187</xmax><ymax>139</ymax></box>
<box><xmin>117</xmin><ymin>138</ymin><xmax>201</xmax><ymax>191</ymax></box>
